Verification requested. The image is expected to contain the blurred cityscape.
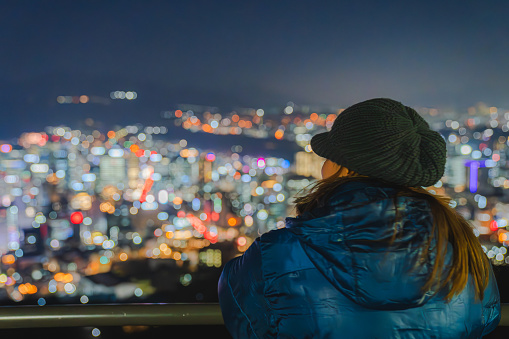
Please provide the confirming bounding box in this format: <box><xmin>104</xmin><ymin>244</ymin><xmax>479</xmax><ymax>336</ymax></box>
<box><xmin>0</xmin><ymin>96</ymin><xmax>508</xmax><ymax>306</ymax></box>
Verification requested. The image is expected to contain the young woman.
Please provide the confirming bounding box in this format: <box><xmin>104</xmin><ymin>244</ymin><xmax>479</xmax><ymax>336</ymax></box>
<box><xmin>218</xmin><ymin>98</ymin><xmax>500</xmax><ymax>338</ymax></box>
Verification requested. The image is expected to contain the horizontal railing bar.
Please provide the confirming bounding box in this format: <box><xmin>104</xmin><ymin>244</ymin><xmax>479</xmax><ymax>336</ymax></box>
<box><xmin>0</xmin><ymin>303</ymin><xmax>224</xmax><ymax>328</ymax></box>
<box><xmin>0</xmin><ymin>303</ymin><xmax>506</xmax><ymax>329</ymax></box>
<box><xmin>499</xmin><ymin>303</ymin><xmax>509</xmax><ymax>327</ymax></box>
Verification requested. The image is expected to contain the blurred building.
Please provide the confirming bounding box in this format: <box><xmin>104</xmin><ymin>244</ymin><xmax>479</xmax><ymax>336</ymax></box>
<box><xmin>295</xmin><ymin>151</ymin><xmax>322</xmax><ymax>179</ymax></box>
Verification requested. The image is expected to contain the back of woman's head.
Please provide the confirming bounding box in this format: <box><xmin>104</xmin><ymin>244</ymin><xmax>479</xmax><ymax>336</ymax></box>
<box><xmin>298</xmin><ymin>98</ymin><xmax>490</xmax><ymax>302</ymax></box>
<box><xmin>311</xmin><ymin>98</ymin><xmax>446</xmax><ymax>187</ymax></box>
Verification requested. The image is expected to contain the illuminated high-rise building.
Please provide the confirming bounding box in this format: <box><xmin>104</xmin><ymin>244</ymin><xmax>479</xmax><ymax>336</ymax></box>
<box><xmin>446</xmin><ymin>156</ymin><xmax>467</xmax><ymax>187</ymax></box>
<box><xmin>127</xmin><ymin>154</ymin><xmax>140</xmax><ymax>189</ymax></box>
<box><xmin>6</xmin><ymin>206</ymin><xmax>19</xmax><ymax>252</ymax></box>
<box><xmin>99</xmin><ymin>155</ymin><xmax>126</xmax><ymax>189</ymax></box>
<box><xmin>295</xmin><ymin>151</ymin><xmax>322</xmax><ymax>179</ymax></box>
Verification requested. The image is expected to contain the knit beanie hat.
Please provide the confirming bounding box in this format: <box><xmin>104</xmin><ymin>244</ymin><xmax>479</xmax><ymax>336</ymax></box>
<box><xmin>310</xmin><ymin>98</ymin><xmax>446</xmax><ymax>187</ymax></box>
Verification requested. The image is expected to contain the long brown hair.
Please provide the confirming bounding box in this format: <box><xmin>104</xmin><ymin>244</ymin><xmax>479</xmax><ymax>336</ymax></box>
<box><xmin>293</xmin><ymin>166</ymin><xmax>490</xmax><ymax>302</ymax></box>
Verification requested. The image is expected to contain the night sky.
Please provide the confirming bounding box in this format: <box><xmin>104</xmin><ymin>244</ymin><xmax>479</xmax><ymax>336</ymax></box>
<box><xmin>2</xmin><ymin>1</ymin><xmax>509</xmax><ymax>139</ymax></box>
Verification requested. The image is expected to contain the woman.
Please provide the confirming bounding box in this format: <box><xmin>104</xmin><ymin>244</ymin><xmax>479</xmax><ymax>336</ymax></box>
<box><xmin>218</xmin><ymin>98</ymin><xmax>500</xmax><ymax>338</ymax></box>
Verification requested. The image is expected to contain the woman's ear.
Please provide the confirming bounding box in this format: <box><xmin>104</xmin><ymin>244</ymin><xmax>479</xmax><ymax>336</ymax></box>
<box><xmin>321</xmin><ymin>160</ymin><xmax>340</xmax><ymax>179</ymax></box>
<box><xmin>322</xmin><ymin>160</ymin><xmax>351</xmax><ymax>179</ymax></box>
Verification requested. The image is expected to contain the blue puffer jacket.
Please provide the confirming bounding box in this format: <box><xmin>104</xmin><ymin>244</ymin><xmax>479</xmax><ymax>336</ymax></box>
<box><xmin>218</xmin><ymin>180</ymin><xmax>501</xmax><ymax>338</ymax></box>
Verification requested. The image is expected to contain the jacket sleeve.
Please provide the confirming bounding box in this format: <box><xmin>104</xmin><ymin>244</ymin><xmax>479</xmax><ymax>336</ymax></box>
<box><xmin>218</xmin><ymin>239</ymin><xmax>271</xmax><ymax>339</ymax></box>
<box><xmin>481</xmin><ymin>264</ymin><xmax>501</xmax><ymax>336</ymax></box>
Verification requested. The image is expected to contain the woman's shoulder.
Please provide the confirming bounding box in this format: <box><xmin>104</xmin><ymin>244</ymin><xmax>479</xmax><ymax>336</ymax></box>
<box><xmin>289</xmin><ymin>178</ymin><xmax>433</xmax><ymax>230</ymax></box>
<box><xmin>259</xmin><ymin>227</ymin><xmax>296</xmax><ymax>244</ymax></box>
<box><xmin>319</xmin><ymin>178</ymin><xmax>400</xmax><ymax>211</ymax></box>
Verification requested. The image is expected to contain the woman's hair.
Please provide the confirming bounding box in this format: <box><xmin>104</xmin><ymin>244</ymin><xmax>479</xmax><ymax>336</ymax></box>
<box><xmin>293</xmin><ymin>165</ymin><xmax>365</xmax><ymax>215</ymax></box>
<box><xmin>293</xmin><ymin>165</ymin><xmax>490</xmax><ymax>302</ymax></box>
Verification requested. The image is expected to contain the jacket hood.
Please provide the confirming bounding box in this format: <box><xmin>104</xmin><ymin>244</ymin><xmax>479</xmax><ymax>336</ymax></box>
<box><xmin>286</xmin><ymin>180</ymin><xmax>443</xmax><ymax>310</ymax></box>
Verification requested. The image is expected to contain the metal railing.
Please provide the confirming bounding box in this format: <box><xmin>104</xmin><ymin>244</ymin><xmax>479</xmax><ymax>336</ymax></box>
<box><xmin>0</xmin><ymin>303</ymin><xmax>507</xmax><ymax>328</ymax></box>
<box><xmin>0</xmin><ymin>303</ymin><xmax>223</xmax><ymax>328</ymax></box>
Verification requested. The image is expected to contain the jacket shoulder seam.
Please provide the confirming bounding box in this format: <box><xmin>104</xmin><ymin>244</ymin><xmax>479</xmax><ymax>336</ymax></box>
<box><xmin>225</xmin><ymin>258</ymin><xmax>261</xmax><ymax>338</ymax></box>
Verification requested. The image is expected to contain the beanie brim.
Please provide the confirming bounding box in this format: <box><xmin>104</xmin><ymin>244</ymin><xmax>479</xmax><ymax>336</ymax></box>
<box><xmin>310</xmin><ymin>131</ymin><xmax>340</xmax><ymax>163</ymax></box>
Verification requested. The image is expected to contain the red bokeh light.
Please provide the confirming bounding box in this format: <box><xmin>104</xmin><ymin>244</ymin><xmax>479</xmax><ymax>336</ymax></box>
<box><xmin>70</xmin><ymin>212</ymin><xmax>84</xmax><ymax>224</ymax></box>
<box><xmin>211</xmin><ymin>212</ymin><xmax>220</xmax><ymax>221</ymax></box>
<box><xmin>490</xmin><ymin>220</ymin><xmax>498</xmax><ymax>232</ymax></box>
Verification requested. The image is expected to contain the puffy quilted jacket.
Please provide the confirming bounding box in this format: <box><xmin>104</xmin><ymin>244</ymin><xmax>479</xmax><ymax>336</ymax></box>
<box><xmin>218</xmin><ymin>180</ymin><xmax>500</xmax><ymax>338</ymax></box>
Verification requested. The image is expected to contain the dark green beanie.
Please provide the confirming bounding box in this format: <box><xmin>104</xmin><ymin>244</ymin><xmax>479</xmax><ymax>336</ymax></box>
<box><xmin>310</xmin><ymin>98</ymin><xmax>446</xmax><ymax>187</ymax></box>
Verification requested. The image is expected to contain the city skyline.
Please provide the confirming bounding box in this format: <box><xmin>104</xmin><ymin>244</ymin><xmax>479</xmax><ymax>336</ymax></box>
<box><xmin>0</xmin><ymin>103</ymin><xmax>509</xmax><ymax>306</ymax></box>
<box><xmin>1</xmin><ymin>94</ymin><xmax>507</xmax><ymax>141</ymax></box>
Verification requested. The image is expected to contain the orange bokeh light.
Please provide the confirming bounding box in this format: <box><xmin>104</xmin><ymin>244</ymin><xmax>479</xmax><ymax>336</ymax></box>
<box><xmin>63</xmin><ymin>273</ymin><xmax>74</xmax><ymax>283</ymax></box>
<box><xmin>202</xmin><ymin>124</ymin><xmax>212</xmax><ymax>133</ymax></box>
<box><xmin>54</xmin><ymin>272</ymin><xmax>65</xmax><ymax>281</ymax></box>
<box><xmin>275</xmin><ymin>130</ymin><xmax>284</xmax><ymax>139</ymax></box>
<box><xmin>2</xmin><ymin>255</ymin><xmax>15</xmax><ymax>265</ymax></box>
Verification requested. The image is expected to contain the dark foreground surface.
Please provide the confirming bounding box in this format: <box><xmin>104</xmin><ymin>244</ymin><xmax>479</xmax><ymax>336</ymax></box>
<box><xmin>486</xmin><ymin>327</ymin><xmax>507</xmax><ymax>338</ymax></box>
<box><xmin>0</xmin><ymin>324</ymin><xmax>507</xmax><ymax>338</ymax></box>
<box><xmin>0</xmin><ymin>325</ymin><xmax>233</xmax><ymax>339</ymax></box>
